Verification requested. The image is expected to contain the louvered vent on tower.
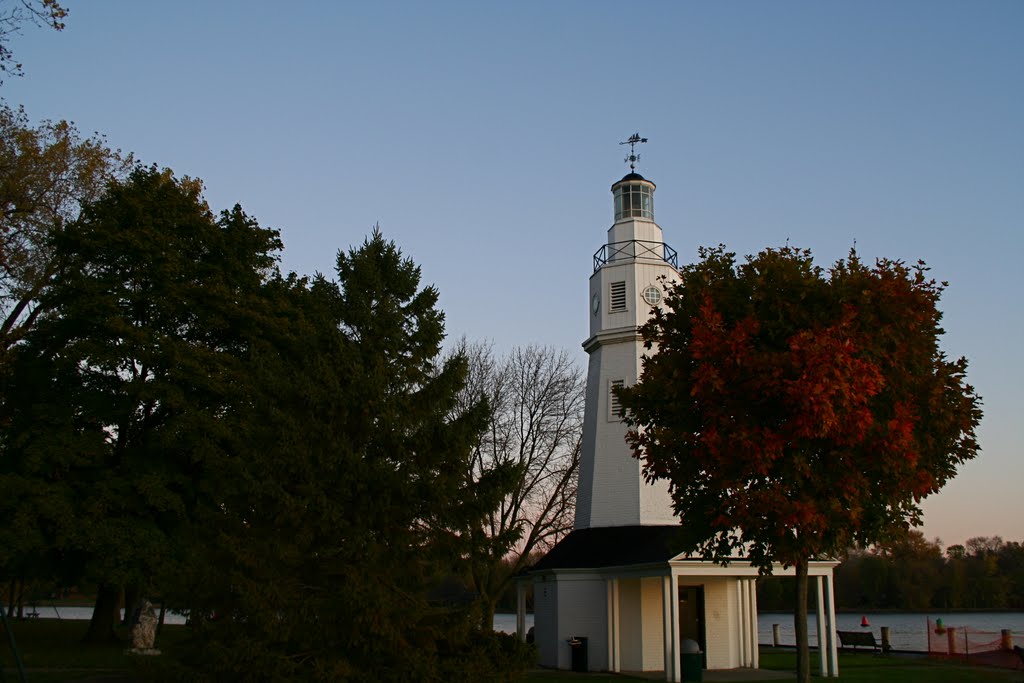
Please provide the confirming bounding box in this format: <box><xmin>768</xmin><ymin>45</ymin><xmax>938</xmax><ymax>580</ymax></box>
<box><xmin>609</xmin><ymin>281</ymin><xmax>627</xmax><ymax>312</ymax></box>
<box><xmin>609</xmin><ymin>379</ymin><xmax>625</xmax><ymax>421</ymax></box>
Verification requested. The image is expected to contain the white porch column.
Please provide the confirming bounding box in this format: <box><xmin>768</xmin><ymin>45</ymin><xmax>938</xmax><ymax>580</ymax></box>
<box><xmin>737</xmin><ymin>580</ymin><xmax>750</xmax><ymax>666</ymax></box>
<box><xmin>749</xmin><ymin>577</ymin><xmax>760</xmax><ymax>669</ymax></box>
<box><xmin>659</xmin><ymin>577</ymin><xmax>675</xmax><ymax>683</ymax></box>
<box><xmin>742</xmin><ymin>579</ymin><xmax>758</xmax><ymax>668</ymax></box>
<box><xmin>516</xmin><ymin>580</ymin><xmax>527</xmax><ymax>642</ymax></box>
<box><xmin>825</xmin><ymin>573</ymin><xmax>839</xmax><ymax>677</ymax></box>
<box><xmin>607</xmin><ymin>578</ymin><xmax>620</xmax><ymax>672</ymax></box>
<box><xmin>815</xmin><ymin>576</ymin><xmax>827</xmax><ymax>677</ymax></box>
<box><xmin>671</xmin><ymin>573</ymin><xmax>680</xmax><ymax>682</ymax></box>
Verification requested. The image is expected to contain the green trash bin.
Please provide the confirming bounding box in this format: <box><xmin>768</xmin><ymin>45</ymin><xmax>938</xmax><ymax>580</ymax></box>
<box><xmin>680</xmin><ymin>638</ymin><xmax>702</xmax><ymax>682</ymax></box>
<box><xmin>567</xmin><ymin>636</ymin><xmax>588</xmax><ymax>672</ymax></box>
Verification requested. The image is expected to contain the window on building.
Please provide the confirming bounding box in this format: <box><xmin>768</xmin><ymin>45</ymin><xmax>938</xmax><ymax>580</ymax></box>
<box><xmin>642</xmin><ymin>285</ymin><xmax>662</xmax><ymax>306</ymax></box>
<box><xmin>610</xmin><ymin>281</ymin><xmax>627</xmax><ymax>312</ymax></box>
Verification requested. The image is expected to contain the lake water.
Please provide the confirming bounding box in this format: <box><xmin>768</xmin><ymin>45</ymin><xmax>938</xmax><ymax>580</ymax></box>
<box><xmin>758</xmin><ymin>612</ymin><xmax>1024</xmax><ymax>652</ymax></box>
<box><xmin>25</xmin><ymin>605</ymin><xmax>188</xmax><ymax>625</ymax></box>
<box><xmin>25</xmin><ymin>606</ymin><xmax>1023</xmax><ymax>653</ymax></box>
<box><xmin>33</xmin><ymin>606</ymin><xmax>525</xmax><ymax>632</ymax></box>
<box><xmin>493</xmin><ymin>612</ymin><xmax>1024</xmax><ymax>653</ymax></box>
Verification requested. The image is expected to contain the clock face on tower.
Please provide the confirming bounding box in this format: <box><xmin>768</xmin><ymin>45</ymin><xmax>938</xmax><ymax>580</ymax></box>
<box><xmin>592</xmin><ymin>293</ymin><xmax>601</xmax><ymax>315</ymax></box>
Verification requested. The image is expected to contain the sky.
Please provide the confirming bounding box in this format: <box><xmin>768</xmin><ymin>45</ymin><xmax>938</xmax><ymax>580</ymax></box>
<box><xmin>5</xmin><ymin>1</ymin><xmax>1021</xmax><ymax>548</ymax></box>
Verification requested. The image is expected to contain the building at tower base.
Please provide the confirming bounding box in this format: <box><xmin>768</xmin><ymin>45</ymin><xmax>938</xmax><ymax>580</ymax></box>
<box><xmin>522</xmin><ymin>170</ymin><xmax>841</xmax><ymax>680</ymax></box>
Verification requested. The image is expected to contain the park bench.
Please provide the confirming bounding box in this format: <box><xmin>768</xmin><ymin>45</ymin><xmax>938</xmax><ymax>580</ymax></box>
<box><xmin>837</xmin><ymin>630</ymin><xmax>880</xmax><ymax>652</ymax></box>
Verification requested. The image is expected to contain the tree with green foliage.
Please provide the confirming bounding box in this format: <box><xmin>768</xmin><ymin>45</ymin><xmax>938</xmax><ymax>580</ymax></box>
<box><xmin>170</xmin><ymin>230</ymin><xmax>531</xmax><ymax>681</ymax></box>
<box><xmin>0</xmin><ymin>102</ymin><xmax>133</xmax><ymax>355</ymax></box>
<box><xmin>874</xmin><ymin>531</ymin><xmax>944</xmax><ymax>609</ymax></box>
<box><xmin>1</xmin><ymin>165</ymin><xmax>282</xmax><ymax>642</ymax></box>
<box><xmin>996</xmin><ymin>541</ymin><xmax>1024</xmax><ymax>609</ymax></box>
<box><xmin>619</xmin><ymin>245</ymin><xmax>982</xmax><ymax>683</ymax></box>
<box><xmin>815</xmin><ymin>532</ymin><xmax>1024</xmax><ymax>611</ymax></box>
<box><xmin>961</xmin><ymin>536</ymin><xmax>1011</xmax><ymax>608</ymax></box>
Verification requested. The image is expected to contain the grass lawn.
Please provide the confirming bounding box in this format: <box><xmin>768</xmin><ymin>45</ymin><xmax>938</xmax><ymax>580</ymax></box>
<box><xmin>524</xmin><ymin>648</ymin><xmax>1023</xmax><ymax>682</ymax></box>
<box><xmin>759</xmin><ymin>648</ymin><xmax>1022</xmax><ymax>682</ymax></box>
<box><xmin>2</xmin><ymin>620</ymin><xmax>1021</xmax><ymax>681</ymax></box>
<box><xmin>523</xmin><ymin>674</ymin><xmax>652</xmax><ymax>682</ymax></box>
<box><xmin>0</xmin><ymin>617</ymin><xmax>189</xmax><ymax>681</ymax></box>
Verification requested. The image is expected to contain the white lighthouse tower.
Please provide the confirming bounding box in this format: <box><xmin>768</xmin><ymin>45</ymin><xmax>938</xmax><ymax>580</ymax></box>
<box><xmin>575</xmin><ymin>136</ymin><xmax>679</xmax><ymax>529</ymax></box>
<box><xmin>524</xmin><ymin>138</ymin><xmax>840</xmax><ymax>679</ymax></box>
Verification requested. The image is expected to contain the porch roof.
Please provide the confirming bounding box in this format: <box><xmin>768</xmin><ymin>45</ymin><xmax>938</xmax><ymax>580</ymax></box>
<box><xmin>530</xmin><ymin>525</ymin><xmax>683</xmax><ymax>571</ymax></box>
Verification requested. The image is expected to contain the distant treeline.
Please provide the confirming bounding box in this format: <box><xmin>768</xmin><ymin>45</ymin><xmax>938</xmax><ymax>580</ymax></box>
<box><xmin>492</xmin><ymin>532</ymin><xmax>1024</xmax><ymax>615</ymax></box>
<box><xmin>758</xmin><ymin>533</ymin><xmax>1024</xmax><ymax>611</ymax></box>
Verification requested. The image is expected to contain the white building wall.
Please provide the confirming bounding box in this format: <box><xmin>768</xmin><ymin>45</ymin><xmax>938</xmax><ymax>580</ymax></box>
<box><xmin>576</xmin><ymin>338</ymin><xmax>641</xmax><ymax>528</ymax></box>
<box><xmin>573</xmin><ymin>356</ymin><xmax>601</xmax><ymax>526</ymax></box>
<box><xmin>555</xmin><ymin>576</ymin><xmax>609</xmax><ymax>671</ymax></box>
<box><xmin>575</xmin><ymin>198</ymin><xmax>681</xmax><ymax>529</ymax></box>
<box><xmin>607</xmin><ymin>215</ymin><xmax>662</xmax><ymax>246</ymax></box>
<box><xmin>618</xmin><ymin>578</ymin><xmax>643</xmax><ymax>671</ymax></box>
<box><xmin>615</xmin><ymin>576</ymin><xmax>668</xmax><ymax>673</ymax></box>
<box><xmin>534</xmin><ymin>577</ymin><xmax>559</xmax><ymax>668</ymax></box>
<box><xmin>538</xmin><ymin>572</ymin><xmax>762</xmax><ymax>672</ymax></box>
<box><xmin>587</xmin><ymin>260</ymin><xmax>676</xmax><ymax>341</ymax></box>
<box><xmin>701</xmin><ymin>577</ymin><xmax>742</xmax><ymax>670</ymax></box>
<box><xmin>640</xmin><ymin>576</ymin><xmax>666</xmax><ymax>671</ymax></box>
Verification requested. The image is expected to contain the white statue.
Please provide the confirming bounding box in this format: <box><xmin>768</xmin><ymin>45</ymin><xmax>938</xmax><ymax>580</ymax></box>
<box><xmin>130</xmin><ymin>599</ymin><xmax>159</xmax><ymax>653</ymax></box>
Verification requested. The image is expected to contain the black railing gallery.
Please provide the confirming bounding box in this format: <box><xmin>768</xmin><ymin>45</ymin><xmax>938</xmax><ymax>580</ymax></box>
<box><xmin>593</xmin><ymin>240</ymin><xmax>678</xmax><ymax>272</ymax></box>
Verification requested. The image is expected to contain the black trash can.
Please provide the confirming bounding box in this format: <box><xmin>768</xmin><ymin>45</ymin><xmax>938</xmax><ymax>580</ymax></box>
<box><xmin>680</xmin><ymin>638</ymin><xmax>702</xmax><ymax>682</ymax></box>
<box><xmin>567</xmin><ymin>636</ymin><xmax>588</xmax><ymax>672</ymax></box>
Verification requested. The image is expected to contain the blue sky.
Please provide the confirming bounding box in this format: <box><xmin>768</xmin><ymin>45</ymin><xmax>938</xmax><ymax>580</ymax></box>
<box><xmin>6</xmin><ymin>1</ymin><xmax>1022</xmax><ymax>547</ymax></box>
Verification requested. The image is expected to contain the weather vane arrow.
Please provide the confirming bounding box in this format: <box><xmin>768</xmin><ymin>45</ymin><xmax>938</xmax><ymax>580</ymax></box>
<box><xmin>619</xmin><ymin>132</ymin><xmax>648</xmax><ymax>172</ymax></box>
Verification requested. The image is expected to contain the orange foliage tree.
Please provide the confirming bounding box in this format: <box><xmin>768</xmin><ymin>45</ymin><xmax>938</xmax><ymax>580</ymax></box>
<box><xmin>618</xmin><ymin>245</ymin><xmax>981</xmax><ymax>683</ymax></box>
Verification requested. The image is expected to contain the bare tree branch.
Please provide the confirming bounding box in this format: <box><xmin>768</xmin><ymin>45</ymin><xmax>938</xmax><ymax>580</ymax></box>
<box><xmin>451</xmin><ymin>339</ymin><xmax>584</xmax><ymax>629</ymax></box>
<box><xmin>0</xmin><ymin>0</ymin><xmax>67</xmax><ymax>83</ymax></box>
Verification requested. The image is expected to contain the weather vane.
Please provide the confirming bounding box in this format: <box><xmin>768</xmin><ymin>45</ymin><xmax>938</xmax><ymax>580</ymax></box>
<box><xmin>619</xmin><ymin>132</ymin><xmax>648</xmax><ymax>172</ymax></box>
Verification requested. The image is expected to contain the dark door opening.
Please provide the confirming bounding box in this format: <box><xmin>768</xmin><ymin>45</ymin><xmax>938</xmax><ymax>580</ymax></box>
<box><xmin>678</xmin><ymin>585</ymin><xmax>707</xmax><ymax>666</ymax></box>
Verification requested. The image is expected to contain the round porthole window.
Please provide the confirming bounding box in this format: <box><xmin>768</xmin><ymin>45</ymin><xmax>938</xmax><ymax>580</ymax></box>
<box><xmin>642</xmin><ymin>286</ymin><xmax>662</xmax><ymax>306</ymax></box>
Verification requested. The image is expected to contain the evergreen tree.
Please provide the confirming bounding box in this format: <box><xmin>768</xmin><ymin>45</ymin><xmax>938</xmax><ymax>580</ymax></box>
<box><xmin>174</xmin><ymin>230</ymin><xmax>530</xmax><ymax>681</ymax></box>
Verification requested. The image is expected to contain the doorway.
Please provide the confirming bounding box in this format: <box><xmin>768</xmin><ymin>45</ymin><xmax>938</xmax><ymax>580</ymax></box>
<box><xmin>678</xmin><ymin>585</ymin><xmax>706</xmax><ymax>665</ymax></box>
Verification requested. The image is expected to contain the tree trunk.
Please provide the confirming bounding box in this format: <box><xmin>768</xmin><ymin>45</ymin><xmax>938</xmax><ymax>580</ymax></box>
<box><xmin>794</xmin><ymin>558</ymin><xmax>810</xmax><ymax>683</ymax></box>
<box><xmin>123</xmin><ymin>583</ymin><xmax>141</xmax><ymax>625</ymax></box>
<box><xmin>83</xmin><ymin>584</ymin><xmax>120</xmax><ymax>643</ymax></box>
<box><xmin>14</xmin><ymin>578</ymin><xmax>24</xmax><ymax>619</ymax></box>
<box><xmin>480</xmin><ymin>598</ymin><xmax>496</xmax><ymax>633</ymax></box>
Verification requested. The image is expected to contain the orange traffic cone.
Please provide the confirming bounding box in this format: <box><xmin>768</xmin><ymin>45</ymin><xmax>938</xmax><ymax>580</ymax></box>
<box><xmin>861</xmin><ymin>615</ymin><xmax>870</xmax><ymax>628</ymax></box>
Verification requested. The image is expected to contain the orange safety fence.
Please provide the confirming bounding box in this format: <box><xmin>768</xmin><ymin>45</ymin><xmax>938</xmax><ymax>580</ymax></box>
<box><xmin>927</xmin><ymin>618</ymin><xmax>1021</xmax><ymax>670</ymax></box>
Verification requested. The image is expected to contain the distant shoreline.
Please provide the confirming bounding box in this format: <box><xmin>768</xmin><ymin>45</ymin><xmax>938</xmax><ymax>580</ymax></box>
<box><xmin>821</xmin><ymin>608</ymin><xmax>1023</xmax><ymax>615</ymax></box>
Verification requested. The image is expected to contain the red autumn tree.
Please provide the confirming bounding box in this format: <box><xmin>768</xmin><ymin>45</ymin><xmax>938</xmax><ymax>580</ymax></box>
<box><xmin>618</xmin><ymin>245</ymin><xmax>981</xmax><ymax>683</ymax></box>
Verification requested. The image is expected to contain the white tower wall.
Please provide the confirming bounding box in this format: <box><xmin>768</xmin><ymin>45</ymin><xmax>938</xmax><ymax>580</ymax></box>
<box><xmin>575</xmin><ymin>174</ymin><xmax>680</xmax><ymax>529</ymax></box>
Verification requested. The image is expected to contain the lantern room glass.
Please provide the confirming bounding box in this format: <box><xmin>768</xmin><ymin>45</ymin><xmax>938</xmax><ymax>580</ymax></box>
<box><xmin>614</xmin><ymin>183</ymin><xmax>654</xmax><ymax>221</ymax></box>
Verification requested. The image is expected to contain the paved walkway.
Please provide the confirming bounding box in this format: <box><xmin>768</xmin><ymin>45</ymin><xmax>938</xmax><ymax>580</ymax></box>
<box><xmin>14</xmin><ymin>671</ymin><xmax>140</xmax><ymax>683</ymax></box>
<box><xmin>624</xmin><ymin>670</ymin><xmax>794</xmax><ymax>682</ymax></box>
<box><xmin>703</xmin><ymin>669</ymin><xmax>794</xmax><ymax>682</ymax></box>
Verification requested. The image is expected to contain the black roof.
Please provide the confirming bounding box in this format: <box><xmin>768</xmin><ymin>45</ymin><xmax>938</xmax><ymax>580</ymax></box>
<box><xmin>611</xmin><ymin>172</ymin><xmax>655</xmax><ymax>191</ymax></box>
<box><xmin>530</xmin><ymin>525</ymin><xmax>684</xmax><ymax>572</ymax></box>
